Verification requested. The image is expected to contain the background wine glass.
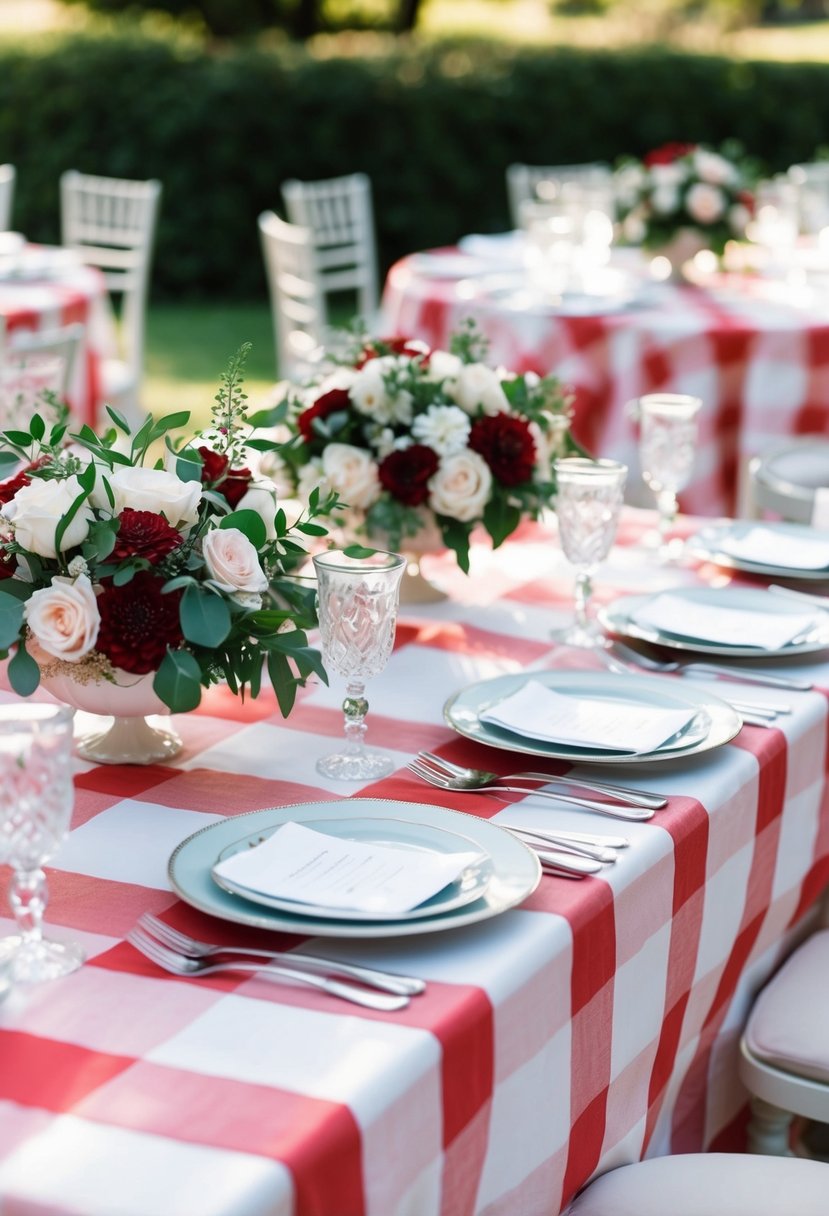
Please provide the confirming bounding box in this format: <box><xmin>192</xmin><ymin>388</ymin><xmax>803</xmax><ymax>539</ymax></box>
<box><xmin>0</xmin><ymin>702</ymin><xmax>84</xmax><ymax>982</ymax></box>
<box><xmin>636</xmin><ymin>393</ymin><xmax>702</xmax><ymax>560</ymax></box>
<box><xmin>313</xmin><ymin>549</ymin><xmax>406</xmax><ymax>781</ymax></box>
<box><xmin>552</xmin><ymin>457</ymin><xmax>627</xmax><ymax>648</ymax></box>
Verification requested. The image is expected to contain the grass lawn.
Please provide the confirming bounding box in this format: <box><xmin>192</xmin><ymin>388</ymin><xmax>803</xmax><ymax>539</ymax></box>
<box><xmin>143</xmin><ymin>300</ymin><xmax>277</xmax><ymax>429</ymax></box>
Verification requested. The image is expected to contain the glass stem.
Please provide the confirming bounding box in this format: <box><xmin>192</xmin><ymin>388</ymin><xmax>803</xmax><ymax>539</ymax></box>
<box><xmin>657</xmin><ymin>490</ymin><xmax>678</xmax><ymax>546</ymax></box>
<box><xmin>9</xmin><ymin>866</ymin><xmax>47</xmax><ymax>946</ymax></box>
<box><xmin>342</xmin><ymin>679</ymin><xmax>369</xmax><ymax>756</ymax></box>
<box><xmin>574</xmin><ymin>570</ymin><xmax>592</xmax><ymax>632</ymax></box>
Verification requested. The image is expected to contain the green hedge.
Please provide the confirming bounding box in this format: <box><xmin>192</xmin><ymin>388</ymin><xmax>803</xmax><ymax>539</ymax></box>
<box><xmin>3</xmin><ymin>32</ymin><xmax>829</xmax><ymax>298</ymax></box>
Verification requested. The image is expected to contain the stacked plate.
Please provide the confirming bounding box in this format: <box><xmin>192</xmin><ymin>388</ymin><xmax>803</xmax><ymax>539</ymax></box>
<box><xmin>599</xmin><ymin>585</ymin><xmax>829</xmax><ymax>659</ymax></box>
<box><xmin>688</xmin><ymin>521</ymin><xmax>829</xmax><ymax>583</ymax></box>
<box><xmin>169</xmin><ymin>798</ymin><xmax>541</xmax><ymax>939</ymax></box>
<box><xmin>444</xmin><ymin>670</ymin><xmax>742</xmax><ymax>764</ymax></box>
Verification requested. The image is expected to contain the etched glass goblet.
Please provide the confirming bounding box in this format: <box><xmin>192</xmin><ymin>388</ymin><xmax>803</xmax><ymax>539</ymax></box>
<box><xmin>0</xmin><ymin>702</ymin><xmax>84</xmax><ymax>982</ymax></box>
<box><xmin>552</xmin><ymin>457</ymin><xmax>628</xmax><ymax>648</ymax></box>
<box><xmin>313</xmin><ymin>549</ymin><xmax>406</xmax><ymax>781</ymax></box>
<box><xmin>637</xmin><ymin>393</ymin><xmax>702</xmax><ymax>559</ymax></box>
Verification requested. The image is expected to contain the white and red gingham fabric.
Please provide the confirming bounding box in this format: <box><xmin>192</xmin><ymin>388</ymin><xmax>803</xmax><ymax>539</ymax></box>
<box><xmin>0</xmin><ymin>253</ymin><xmax>115</xmax><ymax>428</ymax></box>
<box><xmin>0</xmin><ymin>509</ymin><xmax>828</xmax><ymax>1216</ymax></box>
<box><xmin>382</xmin><ymin>255</ymin><xmax>829</xmax><ymax>518</ymax></box>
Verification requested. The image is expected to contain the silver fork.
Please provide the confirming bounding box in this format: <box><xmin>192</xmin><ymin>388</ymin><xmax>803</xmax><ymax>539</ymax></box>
<box><xmin>127</xmin><ymin>927</ymin><xmax>410</xmax><ymax>1012</ymax></box>
<box><xmin>608</xmin><ymin>639</ymin><xmax>812</xmax><ymax>692</ymax></box>
<box><xmin>418</xmin><ymin>751</ymin><xmax>666</xmax><ymax>810</ymax></box>
<box><xmin>137</xmin><ymin>914</ymin><xmax>426</xmax><ymax>997</ymax></box>
<box><xmin>407</xmin><ymin>757</ymin><xmax>655</xmax><ymax>822</ymax></box>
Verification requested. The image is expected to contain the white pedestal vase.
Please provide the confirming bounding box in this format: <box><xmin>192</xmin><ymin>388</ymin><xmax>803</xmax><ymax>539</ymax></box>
<box><xmin>39</xmin><ymin>669</ymin><xmax>181</xmax><ymax>765</ymax></box>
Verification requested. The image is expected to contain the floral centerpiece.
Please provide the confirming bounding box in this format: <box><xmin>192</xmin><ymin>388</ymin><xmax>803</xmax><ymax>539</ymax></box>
<box><xmin>615</xmin><ymin>141</ymin><xmax>755</xmax><ymax>257</ymax></box>
<box><xmin>275</xmin><ymin>326</ymin><xmax>579</xmax><ymax>574</ymax></box>
<box><xmin>0</xmin><ymin>345</ymin><xmax>336</xmax><ymax>731</ymax></box>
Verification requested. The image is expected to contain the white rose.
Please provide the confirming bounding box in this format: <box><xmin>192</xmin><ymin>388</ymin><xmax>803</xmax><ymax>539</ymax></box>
<box><xmin>694</xmin><ymin>149</ymin><xmax>736</xmax><ymax>187</ymax></box>
<box><xmin>450</xmin><ymin>363</ymin><xmax>510</xmax><ymax>416</ymax></box>
<box><xmin>321</xmin><ymin>443</ymin><xmax>381</xmax><ymax>511</ymax></box>
<box><xmin>24</xmin><ymin>573</ymin><xmax>100</xmax><ymax>662</ymax></box>
<box><xmin>686</xmin><ymin>182</ymin><xmax>726</xmax><ymax>225</ymax></box>
<box><xmin>427</xmin><ymin>350</ymin><xmax>463</xmax><ymax>384</ymax></box>
<box><xmin>650</xmin><ymin>163</ymin><xmax>685</xmax><ymax>189</ymax></box>
<box><xmin>4</xmin><ymin>475</ymin><xmax>93</xmax><ymax>557</ymax></box>
<box><xmin>296</xmin><ymin>457</ymin><xmax>329</xmax><ymax>504</ymax></box>
<box><xmin>203</xmin><ymin>528</ymin><xmax>268</xmax><ymax>599</ymax></box>
<box><xmin>729</xmin><ymin>202</ymin><xmax>751</xmax><ymax>235</ymax></box>
<box><xmin>651</xmin><ymin>185</ymin><xmax>679</xmax><ymax>215</ymax></box>
<box><xmin>428</xmin><ymin>450</ymin><xmax>492</xmax><ymax>522</ymax></box>
<box><xmin>235</xmin><ymin>479</ymin><xmax>280</xmax><ymax>541</ymax></box>
<box><xmin>350</xmin><ymin>361</ymin><xmax>394</xmax><ymax>423</ymax></box>
<box><xmin>108</xmin><ymin>467</ymin><xmax>202</xmax><ymax>528</ymax></box>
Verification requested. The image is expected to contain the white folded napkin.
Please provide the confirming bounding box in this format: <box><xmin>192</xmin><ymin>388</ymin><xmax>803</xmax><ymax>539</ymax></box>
<box><xmin>633</xmin><ymin>593</ymin><xmax>818</xmax><ymax>649</ymax></box>
<box><xmin>480</xmin><ymin>680</ymin><xmax>696</xmax><ymax>752</ymax></box>
<box><xmin>213</xmin><ymin>821</ymin><xmax>481</xmax><ymax>915</ymax></box>
<box><xmin>716</xmin><ymin>525</ymin><xmax>829</xmax><ymax>570</ymax></box>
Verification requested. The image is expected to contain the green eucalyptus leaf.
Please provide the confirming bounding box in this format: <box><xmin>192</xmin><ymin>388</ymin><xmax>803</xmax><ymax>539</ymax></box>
<box><xmin>153</xmin><ymin>648</ymin><xmax>203</xmax><ymax>713</ymax></box>
<box><xmin>180</xmin><ymin>583</ymin><xmax>232</xmax><ymax>647</ymax></box>
<box><xmin>219</xmin><ymin>509</ymin><xmax>266</xmax><ymax>550</ymax></box>
<box><xmin>0</xmin><ymin>451</ymin><xmax>21</xmax><ymax>478</ymax></box>
<box><xmin>8</xmin><ymin>644</ymin><xmax>40</xmax><ymax>696</ymax></box>
<box><xmin>266</xmin><ymin>650</ymin><xmax>298</xmax><ymax>718</ymax></box>
<box><xmin>0</xmin><ymin>592</ymin><xmax>25</xmax><ymax>648</ymax></box>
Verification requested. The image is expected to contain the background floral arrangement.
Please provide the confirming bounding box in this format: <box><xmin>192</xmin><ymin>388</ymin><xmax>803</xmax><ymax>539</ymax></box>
<box><xmin>0</xmin><ymin>346</ymin><xmax>336</xmax><ymax>715</ymax></box>
<box><xmin>614</xmin><ymin>141</ymin><xmax>755</xmax><ymax>254</ymax></box>
<box><xmin>277</xmin><ymin>326</ymin><xmax>579</xmax><ymax>573</ymax></box>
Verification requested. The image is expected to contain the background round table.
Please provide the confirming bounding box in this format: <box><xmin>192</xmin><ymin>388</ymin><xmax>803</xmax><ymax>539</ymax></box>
<box><xmin>382</xmin><ymin>242</ymin><xmax>829</xmax><ymax>517</ymax></box>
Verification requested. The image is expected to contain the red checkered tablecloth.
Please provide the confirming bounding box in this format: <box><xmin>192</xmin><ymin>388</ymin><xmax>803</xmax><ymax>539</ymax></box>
<box><xmin>382</xmin><ymin>253</ymin><xmax>829</xmax><ymax>518</ymax></box>
<box><xmin>0</xmin><ymin>510</ymin><xmax>828</xmax><ymax>1216</ymax></box>
<box><xmin>0</xmin><ymin>251</ymin><xmax>116</xmax><ymax>428</ymax></box>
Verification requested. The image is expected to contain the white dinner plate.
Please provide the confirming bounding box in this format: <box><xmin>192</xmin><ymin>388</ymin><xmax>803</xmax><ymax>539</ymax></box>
<box><xmin>211</xmin><ymin>816</ymin><xmax>494</xmax><ymax>922</ymax></box>
<box><xmin>688</xmin><ymin>520</ymin><xmax>829</xmax><ymax>582</ymax></box>
<box><xmin>600</xmin><ymin>586</ymin><xmax>829</xmax><ymax>658</ymax></box>
<box><xmin>169</xmin><ymin>798</ymin><xmax>541</xmax><ymax>939</ymax></box>
<box><xmin>444</xmin><ymin>670</ymin><xmax>741</xmax><ymax>764</ymax></box>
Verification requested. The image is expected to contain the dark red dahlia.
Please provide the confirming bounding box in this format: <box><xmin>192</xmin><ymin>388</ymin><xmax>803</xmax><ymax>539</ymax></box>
<box><xmin>96</xmin><ymin>570</ymin><xmax>183</xmax><ymax>675</ymax></box>
<box><xmin>0</xmin><ymin>468</ymin><xmax>31</xmax><ymax>505</ymax></box>
<box><xmin>0</xmin><ymin>550</ymin><xmax>16</xmax><ymax>579</ymax></box>
<box><xmin>643</xmin><ymin>142</ymin><xmax>696</xmax><ymax>167</ymax></box>
<box><xmin>197</xmin><ymin>446</ymin><xmax>251</xmax><ymax>508</ymax></box>
<box><xmin>469</xmin><ymin>415</ymin><xmax>536</xmax><ymax>486</ymax></box>
<box><xmin>297</xmin><ymin>388</ymin><xmax>351</xmax><ymax>443</ymax></box>
<box><xmin>378</xmin><ymin>444</ymin><xmax>439</xmax><ymax>506</ymax></box>
<box><xmin>111</xmin><ymin>508</ymin><xmax>184</xmax><ymax>565</ymax></box>
<box><xmin>356</xmin><ymin>337</ymin><xmax>428</xmax><ymax>369</ymax></box>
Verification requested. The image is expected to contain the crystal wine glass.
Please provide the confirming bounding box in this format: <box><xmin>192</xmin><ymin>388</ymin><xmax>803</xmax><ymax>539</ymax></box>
<box><xmin>637</xmin><ymin>393</ymin><xmax>702</xmax><ymax>560</ymax></box>
<box><xmin>552</xmin><ymin>457</ymin><xmax>628</xmax><ymax>648</ymax></box>
<box><xmin>313</xmin><ymin>549</ymin><xmax>406</xmax><ymax>781</ymax></box>
<box><xmin>0</xmin><ymin>702</ymin><xmax>84</xmax><ymax>982</ymax></box>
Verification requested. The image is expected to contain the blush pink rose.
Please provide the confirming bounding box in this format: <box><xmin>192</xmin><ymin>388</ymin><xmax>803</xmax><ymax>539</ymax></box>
<box><xmin>203</xmin><ymin>528</ymin><xmax>268</xmax><ymax>597</ymax></box>
<box><xmin>24</xmin><ymin>573</ymin><xmax>100</xmax><ymax>662</ymax></box>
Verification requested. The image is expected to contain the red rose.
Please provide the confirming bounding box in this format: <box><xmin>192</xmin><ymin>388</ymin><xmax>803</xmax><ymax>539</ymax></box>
<box><xmin>96</xmin><ymin>570</ymin><xmax>183</xmax><ymax>675</ymax></box>
<box><xmin>356</xmin><ymin>338</ymin><xmax>429</xmax><ymax>369</ymax></box>
<box><xmin>469</xmin><ymin>414</ymin><xmax>536</xmax><ymax>486</ymax></box>
<box><xmin>297</xmin><ymin>388</ymin><xmax>351</xmax><ymax>443</ymax></box>
<box><xmin>0</xmin><ymin>468</ymin><xmax>32</xmax><ymax>505</ymax></box>
<box><xmin>644</xmin><ymin>141</ymin><xmax>696</xmax><ymax>167</ymax></box>
<box><xmin>111</xmin><ymin>508</ymin><xmax>184</xmax><ymax>564</ymax></box>
<box><xmin>378</xmin><ymin>444</ymin><xmax>439</xmax><ymax>506</ymax></box>
<box><xmin>197</xmin><ymin>446</ymin><xmax>251</xmax><ymax>508</ymax></box>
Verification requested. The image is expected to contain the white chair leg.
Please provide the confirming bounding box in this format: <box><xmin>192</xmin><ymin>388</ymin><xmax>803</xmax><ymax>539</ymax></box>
<box><xmin>747</xmin><ymin>1096</ymin><xmax>794</xmax><ymax>1156</ymax></box>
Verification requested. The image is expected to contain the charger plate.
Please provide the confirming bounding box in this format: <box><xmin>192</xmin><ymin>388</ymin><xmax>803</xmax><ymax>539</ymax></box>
<box><xmin>599</xmin><ymin>586</ymin><xmax>829</xmax><ymax>658</ymax></box>
<box><xmin>211</xmin><ymin>816</ymin><xmax>495</xmax><ymax>922</ymax></box>
<box><xmin>688</xmin><ymin>521</ymin><xmax>829</xmax><ymax>582</ymax></box>
<box><xmin>444</xmin><ymin>670</ymin><xmax>741</xmax><ymax>764</ymax></box>
<box><xmin>169</xmin><ymin>798</ymin><xmax>540</xmax><ymax>939</ymax></box>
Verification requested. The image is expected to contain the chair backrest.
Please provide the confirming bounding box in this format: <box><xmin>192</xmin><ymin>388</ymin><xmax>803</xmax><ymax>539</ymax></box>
<box><xmin>60</xmin><ymin>170</ymin><xmax>162</xmax><ymax>380</ymax></box>
<box><xmin>281</xmin><ymin>172</ymin><xmax>378</xmax><ymax>321</ymax></box>
<box><xmin>1</xmin><ymin>322</ymin><xmax>86</xmax><ymax>427</ymax></box>
<box><xmin>0</xmin><ymin>164</ymin><xmax>15</xmax><ymax>232</ymax></box>
<box><xmin>746</xmin><ymin>436</ymin><xmax>829</xmax><ymax>524</ymax></box>
<box><xmin>506</xmin><ymin>162</ymin><xmax>613</xmax><ymax>229</ymax></box>
<box><xmin>258</xmin><ymin>210</ymin><xmax>325</xmax><ymax>380</ymax></box>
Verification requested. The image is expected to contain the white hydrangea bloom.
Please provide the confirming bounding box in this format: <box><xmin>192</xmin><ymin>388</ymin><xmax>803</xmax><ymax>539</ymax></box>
<box><xmin>411</xmin><ymin>404</ymin><xmax>471</xmax><ymax>457</ymax></box>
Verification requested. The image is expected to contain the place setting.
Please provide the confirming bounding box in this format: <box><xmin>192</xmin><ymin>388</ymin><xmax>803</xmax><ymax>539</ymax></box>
<box><xmin>687</xmin><ymin>518</ymin><xmax>829</xmax><ymax>583</ymax></box>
